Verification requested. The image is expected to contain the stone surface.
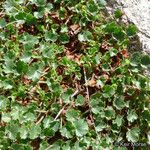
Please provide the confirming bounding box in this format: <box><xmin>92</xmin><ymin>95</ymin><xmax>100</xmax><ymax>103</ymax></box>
<box><xmin>106</xmin><ymin>0</ymin><xmax>150</xmax><ymax>54</ymax></box>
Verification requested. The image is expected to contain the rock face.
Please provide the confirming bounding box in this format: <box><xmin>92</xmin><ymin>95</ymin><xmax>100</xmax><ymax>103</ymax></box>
<box><xmin>106</xmin><ymin>0</ymin><xmax>150</xmax><ymax>54</ymax></box>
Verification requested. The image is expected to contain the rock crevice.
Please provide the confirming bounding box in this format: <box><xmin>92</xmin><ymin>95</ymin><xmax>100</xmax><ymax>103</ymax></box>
<box><xmin>106</xmin><ymin>0</ymin><xmax>150</xmax><ymax>54</ymax></box>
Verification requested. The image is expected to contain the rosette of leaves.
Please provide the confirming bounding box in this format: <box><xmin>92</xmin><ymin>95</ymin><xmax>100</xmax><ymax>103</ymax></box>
<box><xmin>0</xmin><ymin>0</ymin><xmax>150</xmax><ymax>149</ymax></box>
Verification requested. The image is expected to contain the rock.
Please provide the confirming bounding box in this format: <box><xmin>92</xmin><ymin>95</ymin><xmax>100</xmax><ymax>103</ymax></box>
<box><xmin>105</xmin><ymin>0</ymin><xmax>150</xmax><ymax>54</ymax></box>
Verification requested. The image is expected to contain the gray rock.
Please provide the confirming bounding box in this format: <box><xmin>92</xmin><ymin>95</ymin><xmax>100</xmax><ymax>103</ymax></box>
<box><xmin>105</xmin><ymin>0</ymin><xmax>150</xmax><ymax>54</ymax></box>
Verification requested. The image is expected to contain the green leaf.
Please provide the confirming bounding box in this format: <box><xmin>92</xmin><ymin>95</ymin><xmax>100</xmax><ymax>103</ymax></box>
<box><xmin>88</xmin><ymin>46</ymin><xmax>99</xmax><ymax>56</ymax></box>
<box><xmin>41</xmin><ymin>44</ymin><xmax>55</xmax><ymax>59</ymax></box>
<box><xmin>16</xmin><ymin>60</ymin><xmax>28</xmax><ymax>74</ymax></box>
<box><xmin>50</xmin><ymin>121</ymin><xmax>60</xmax><ymax>132</ymax></box>
<box><xmin>26</xmin><ymin>13</ymin><xmax>36</xmax><ymax>24</ymax></box>
<box><xmin>46</xmin><ymin>3</ymin><xmax>53</xmax><ymax>12</ymax></box>
<box><xmin>126</xmin><ymin>24</ymin><xmax>137</xmax><ymax>36</ymax></box>
<box><xmin>20</xmin><ymin>51</ymin><xmax>32</xmax><ymax>63</ymax></box>
<box><xmin>75</xmin><ymin>95</ymin><xmax>84</xmax><ymax>106</ymax></box>
<box><xmin>43</xmin><ymin>120</ymin><xmax>60</xmax><ymax>137</ymax></box>
<box><xmin>103</xmin><ymin>84</ymin><xmax>116</xmax><ymax>98</ymax></box>
<box><xmin>94</xmin><ymin>53</ymin><xmax>102</xmax><ymax>65</ymax></box>
<box><xmin>31</xmin><ymin>0</ymin><xmax>46</xmax><ymax>6</ymax></box>
<box><xmin>45</xmin><ymin>31</ymin><xmax>58</xmax><ymax>42</ymax></box>
<box><xmin>87</xmin><ymin>1</ymin><xmax>98</xmax><ymax>13</ymax></box>
<box><xmin>84</xmin><ymin>31</ymin><xmax>93</xmax><ymax>41</ymax></box>
<box><xmin>19</xmin><ymin>33</ymin><xmax>39</xmax><ymax>46</ymax></box>
<box><xmin>113</xmin><ymin>115</ymin><xmax>123</xmax><ymax>127</ymax></box>
<box><xmin>5</xmin><ymin>123</ymin><xmax>19</xmax><ymax>140</ymax></box>
<box><xmin>66</xmin><ymin>109</ymin><xmax>80</xmax><ymax>122</ymax></box>
<box><xmin>34</xmin><ymin>11</ymin><xmax>45</xmax><ymax>19</ymax></box>
<box><xmin>97</xmin><ymin>0</ymin><xmax>107</xmax><ymax>6</ymax></box>
<box><xmin>142</xmin><ymin>110</ymin><xmax>150</xmax><ymax>121</ymax></box>
<box><xmin>78</xmin><ymin>33</ymin><xmax>85</xmax><ymax>42</ymax></box>
<box><xmin>101</xmin><ymin>63</ymin><xmax>110</xmax><ymax>71</ymax></box>
<box><xmin>73</xmin><ymin>119</ymin><xmax>88</xmax><ymax>137</ymax></box>
<box><xmin>42</xmin><ymin>128</ymin><xmax>54</xmax><ymax>137</ymax></box>
<box><xmin>127</xmin><ymin>110</ymin><xmax>138</xmax><ymax>123</ymax></box>
<box><xmin>19</xmin><ymin>126</ymin><xmax>28</xmax><ymax>139</ymax></box>
<box><xmin>29</xmin><ymin>124</ymin><xmax>41</xmax><ymax>139</ymax></box>
<box><xmin>104</xmin><ymin>22</ymin><xmax>116</xmax><ymax>33</ymax></box>
<box><xmin>130</xmin><ymin>52</ymin><xmax>141</xmax><ymax>66</ymax></box>
<box><xmin>114</xmin><ymin>9</ymin><xmax>122</xmax><ymax>18</ymax></box>
<box><xmin>49</xmin><ymin>140</ymin><xmax>62</xmax><ymax>150</ymax></box>
<box><xmin>113</xmin><ymin>96</ymin><xmax>126</xmax><ymax>110</ymax></box>
<box><xmin>23</xmin><ymin>112</ymin><xmax>36</xmax><ymax>122</ymax></box>
<box><xmin>51</xmin><ymin>24</ymin><xmax>59</xmax><ymax>32</ymax></box>
<box><xmin>0</xmin><ymin>96</ymin><xmax>9</xmax><ymax>111</ymax></box>
<box><xmin>3</xmin><ymin>59</ymin><xmax>15</xmax><ymax>73</ymax></box>
<box><xmin>1</xmin><ymin>79</ymin><xmax>13</xmax><ymax>90</ymax></box>
<box><xmin>11</xmin><ymin>108</ymin><xmax>20</xmax><ymax>120</ymax></box>
<box><xmin>78</xmin><ymin>31</ymin><xmax>93</xmax><ymax>42</ymax></box>
<box><xmin>113</xmin><ymin>27</ymin><xmax>125</xmax><ymax>41</ymax></box>
<box><xmin>43</xmin><ymin>116</ymin><xmax>53</xmax><ymax>129</ymax></box>
<box><xmin>141</xmin><ymin>55</ymin><xmax>150</xmax><ymax>66</ymax></box>
<box><xmin>11</xmin><ymin>143</ymin><xmax>25</xmax><ymax>150</ymax></box>
<box><xmin>60</xmin><ymin>25</ymin><xmax>68</xmax><ymax>33</ymax></box>
<box><xmin>90</xmin><ymin>93</ymin><xmax>105</xmax><ymax>114</ymax></box>
<box><xmin>39</xmin><ymin>141</ymin><xmax>49</xmax><ymax>150</ymax></box>
<box><xmin>62</xmin><ymin>88</ymin><xmax>74</xmax><ymax>103</ymax></box>
<box><xmin>27</xmin><ymin>62</ymin><xmax>44</xmax><ymax>81</ymax></box>
<box><xmin>109</xmin><ymin>48</ymin><xmax>118</xmax><ymax>57</ymax></box>
<box><xmin>15</xmin><ymin>11</ymin><xmax>26</xmax><ymax>21</ymax></box>
<box><xmin>126</xmin><ymin>127</ymin><xmax>140</xmax><ymax>142</ymax></box>
<box><xmin>0</xmin><ymin>18</ymin><xmax>6</xmax><ymax>28</ymax></box>
<box><xmin>59</xmin><ymin>33</ymin><xmax>70</xmax><ymax>44</ymax></box>
<box><xmin>105</xmin><ymin>106</ymin><xmax>115</xmax><ymax>120</ymax></box>
<box><xmin>2</xmin><ymin>113</ymin><xmax>11</xmax><ymax>123</ymax></box>
<box><xmin>58</xmin><ymin>7</ymin><xmax>66</xmax><ymax>19</ymax></box>
<box><xmin>95</xmin><ymin>120</ymin><xmax>106</xmax><ymax>132</ymax></box>
<box><xmin>62</xmin><ymin>141</ymin><xmax>71</xmax><ymax>150</ymax></box>
<box><xmin>96</xmin><ymin>80</ymin><xmax>104</xmax><ymax>88</ymax></box>
<box><xmin>60</xmin><ymin>122</ymin><xmax>75</xmax><ymax>138</ymax></box>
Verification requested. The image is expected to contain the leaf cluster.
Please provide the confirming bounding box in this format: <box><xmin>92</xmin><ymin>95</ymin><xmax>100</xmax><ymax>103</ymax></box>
<box><xmin>0</xmin><ymin>0</ymin><xmax>150</xmax><ymax>149</ymax></box>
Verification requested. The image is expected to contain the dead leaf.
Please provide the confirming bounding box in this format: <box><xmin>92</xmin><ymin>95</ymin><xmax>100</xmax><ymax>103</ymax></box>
<box><xmin>121</xmin><ymin>49</ymin><xmax>129</xmax><ymax>58</ymax></box>
<box><xmin>70</xmin><ymin>24</ymin><xmax>81</xmax><ymax>35</ymax></box>
<box><xmin>22</xmin><ymin>75</ymin><xmax>31</xmax><ymax>85</ymax></box>
<box><xmin>102</xmin><ymin>74</ymin><xmax>109</xmax><ymax>80</ymax></box>
<box><xmin>85</xmin><ymin>79</ymin><xmax>97</xmax><ymax>87</ymax></box>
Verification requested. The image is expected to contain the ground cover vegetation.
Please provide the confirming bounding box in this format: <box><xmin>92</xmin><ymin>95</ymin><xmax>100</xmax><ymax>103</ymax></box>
<box><xmin>0</xmin><ymin>0</ymin><xmax>150</xmax><ymax>149</ymax></box>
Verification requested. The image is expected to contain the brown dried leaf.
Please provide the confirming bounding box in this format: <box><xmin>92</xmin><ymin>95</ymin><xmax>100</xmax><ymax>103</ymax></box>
<box><xmin>121</xmin><ymin>49</ymin><xmax>129</xmax><ymax>58</ymax></box>
<box><xmin>102</xmin><ymin>74</ymin><xmax>109</xmax><ymax>80</ymax></box>
<box><xmin>70</xmin><ymin>24</ymin><xmax>81</xmax><ymax>35</ymax></box>
<box><xmin>85</xmin><ymin>79</ymin><xmax>97</xmax><ymax>87</ymax></box>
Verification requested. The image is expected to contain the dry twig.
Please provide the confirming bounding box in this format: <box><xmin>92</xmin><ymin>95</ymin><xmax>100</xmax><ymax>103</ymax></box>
<box><xmin>83</xmin><ymin>67</ymin><xmax>100</xmax><ymax>141</ymax></box>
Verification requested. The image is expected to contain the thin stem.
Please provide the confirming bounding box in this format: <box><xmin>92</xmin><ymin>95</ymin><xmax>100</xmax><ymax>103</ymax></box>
<box><xmin>83</xmin><ymin>67</ymin><xmax>90</xmax><ymax>101</ymax></box>
<box><xmin>71</xmin><ymin>89</ymin><xmax>79</xmax><ymax>98</ymax></box>
<box><xmin>54</xmin><ymin>104</ymin><xmax>67</xmax><ymax>121</ymax></box>
<box><xmin>36</xmin><ymin>115</ymin><xmax>45</xmax><ymax>125</ymax></box>
<box><xmin>35</xmin><ymin>110</ymin><xmax>48</xmax><ymax>113</ymax></box>
<box><xmin>83</xmin><ymin>67</ymin><xmax>100</xmax><ymax>141</ymax></box>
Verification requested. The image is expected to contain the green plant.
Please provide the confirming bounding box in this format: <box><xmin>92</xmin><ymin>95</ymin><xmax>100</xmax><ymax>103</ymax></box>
<box><xmin>0</xmin><ymin>0</ymin><xmax>150</xmax><ymax>149</ymax></box>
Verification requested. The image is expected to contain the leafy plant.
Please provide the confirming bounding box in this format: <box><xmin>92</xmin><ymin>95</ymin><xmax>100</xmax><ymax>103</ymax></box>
<box><xmin>0</xmin><ymin>0</ymin><xmax>150</xmax><ymax>149</ymax></box>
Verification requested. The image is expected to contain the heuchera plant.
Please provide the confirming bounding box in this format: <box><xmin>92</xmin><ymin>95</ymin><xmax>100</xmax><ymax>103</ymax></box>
<box><xmin>0</xmin><ymin>0</ymin><xmax>150</xmax><ymax>149</ymax></box>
